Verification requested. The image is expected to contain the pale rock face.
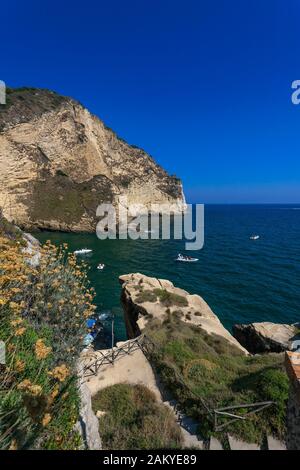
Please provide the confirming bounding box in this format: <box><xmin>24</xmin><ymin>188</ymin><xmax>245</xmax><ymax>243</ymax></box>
<box><xmin>119</xmin><ymin>273</ymin><xmax>248</xmax><ymax>354</ymax></box>
<box><xmin>0</xmin><ymin>88</ymin><xmax>185</xmax><ymax>232</ymax></box>
<box><xmin>233</xmin><ymin>322</ymin><xmax>299</xmax><ymax>353</ymax></box>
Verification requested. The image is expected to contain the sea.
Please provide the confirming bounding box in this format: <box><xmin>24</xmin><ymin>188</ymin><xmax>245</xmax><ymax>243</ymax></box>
<box><xmin>34</xmin><ymin>204</ymin><xmax>300</xmax><ymax>345</ymax></box>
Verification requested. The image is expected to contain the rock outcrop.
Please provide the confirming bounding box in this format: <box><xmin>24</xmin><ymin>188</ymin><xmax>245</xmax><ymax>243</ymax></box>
<box><xmin>233</xmin><ymin>322</ymin><xmax>300</xmax><ymax>354</ymax></box>
<box><xmin>0</xmin><ymin>87</ymin><xmax>185</xmax><ymax>232</ymax></box>
<box><xmin>119</xmin><ymin>273</ymin><xmax>248</xmax><ymax>354</ymax></box>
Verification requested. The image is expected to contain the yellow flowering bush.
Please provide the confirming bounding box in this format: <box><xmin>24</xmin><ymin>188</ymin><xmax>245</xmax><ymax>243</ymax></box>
<box><xmin>0</xmin><ymin>223</ymin><xmax>96</xmax><ymax>450</ymax></box>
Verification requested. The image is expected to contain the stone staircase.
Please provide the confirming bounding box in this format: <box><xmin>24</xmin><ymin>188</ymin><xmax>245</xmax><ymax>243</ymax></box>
<box><xmin>164</xmin><ymin>399</ymin><xmax>286</xmax><ymax>450</ymax></box>
<box><xmin>163</xmin><ymin>399</ymin><xmax>205</xmax><ymax>449</ymax></box>
<box><xmin>209</xmin><ymin>434</ymin><xmax>286</xmax><ymax>450</ymax></box>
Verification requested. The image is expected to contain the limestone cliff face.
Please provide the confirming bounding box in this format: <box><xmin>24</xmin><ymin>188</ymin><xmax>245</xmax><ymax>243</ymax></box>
<box><xmin>0</xmin><ymin>88</ymin><xmax>185</xmax><ymax>232</ymax></box>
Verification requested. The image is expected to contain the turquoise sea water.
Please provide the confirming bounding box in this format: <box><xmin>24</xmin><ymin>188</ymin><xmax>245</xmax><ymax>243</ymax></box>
<box><xmin>34</xmin><ymin>204</ymin><xmax>300</xmax><ymax>344</ymax></box>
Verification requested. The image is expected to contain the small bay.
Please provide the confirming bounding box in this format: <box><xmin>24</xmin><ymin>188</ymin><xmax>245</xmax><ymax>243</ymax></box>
<box><xmin>34</xmin><ymin>204</ymin><xmax>300</xmax><ymax>344</ymax></box>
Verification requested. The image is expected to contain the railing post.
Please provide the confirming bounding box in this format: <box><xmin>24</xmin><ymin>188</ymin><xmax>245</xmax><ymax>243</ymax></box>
<box><xmin>111</xmin><ymin>314</ymin><xmax>115</xmax><ymax>364</ymax></box>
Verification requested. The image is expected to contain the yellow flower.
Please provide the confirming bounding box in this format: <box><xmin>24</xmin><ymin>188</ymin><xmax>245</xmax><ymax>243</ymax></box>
<box><xmin>51</xmin><ymin>385</ymin><xmax>59</xmax><ymax>399</ymax></box>
<box><xmin>17</xmin><ymin>379</ymin><xmax>31</xmax><ymax>389</ymax></box>
<box><xmin>11</xmin><ymin>287</ymin><xmax>22</xmax><ymax>294</ymax></box>
<box><xmin>10</xmin><ymin>318</ymin><xmax>23</xmax><ymax>327</ymax></box>
<box><xmin>18</xmin><ymin>379</ymin><xmax>42</xmax><ymax>396</ymax></box>
<box><xmin>8</xmin><ymin>439</ymin><xmax>18</xmax><ymax>450</ymax></box>
<box><xmin>9</xmin><ymin>301</ymin><xmax>22</xmax><ymax>311</ymax></box>
<box><xmin>35</xmin><ymin>339</ymin><xmax>52</xmax><ymax>360</ymax></box>
<box><xmin>29</xmin><ymin>385</ymin><xmax>43</xmax><ymax>396</ymax></box>
<box><xmin>42</xmin><ymin>413</ymin><xmax>52</xmax><ymax>427</ymax></box>
<box><xmin>7</xmin><ymin>343</ymin><xmax>16</xmax><ymax>353</ymax></box>
<box><xmin>48</xmin><ymin>364</ymin><xmax>70</xmax><ymax>382</ymax></box>
<box><xmin>15</xmin><ymin>327</ymin><xmax>26</xmax><ymax>336</ymax></box>
<box><xmin>15</xmin><ymin>359</ymin><xmax>25</xmax><ymax>372</ymax></box>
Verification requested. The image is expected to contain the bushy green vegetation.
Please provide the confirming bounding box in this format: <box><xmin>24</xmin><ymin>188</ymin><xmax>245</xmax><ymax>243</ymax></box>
<box><xmin>0</xmin><ymin>233</ymin><xmax>96</xmax><ymax>449</ymax></box>
<box><xmin>153</xmin><ymin>289</ymin><xmax>188</xmax><ymax>307</ymax></box>
<box><xmin>145</xmin><ymin>316</ymin><xmax>289</xmax><ymax>444</ymax></box>
<box><xmin>135</xmin><ymin>289</ymin><xmax>157</xmax><ymax>303</ymax></box>
<box><xmin>28</xmin><ymin>170</ymin><xmax>113</xmax><ymax>225</ymax></box>
<box><xmin>135</xmin><ymin>287</ymin><xmax>188</xmax><ymax>307</ymax></box>
<box><xmin>92</xmin><ymin>383</ymin><xmax>182</xmax><ymax>450</ymax></box>
<box><xmin>1</xmin><ymin>87</ymin><xmax>67</xmax><ymax>115</ymax></box>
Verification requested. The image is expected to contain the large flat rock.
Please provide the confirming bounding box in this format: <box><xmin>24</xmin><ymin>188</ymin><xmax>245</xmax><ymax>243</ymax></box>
<box><xmin>120</xmin><ymin>273</ymin><xmax>248</xmax><ymax>354</ymax></box>
<box><xmin>233</xmin><ymin>322</ymin><xmax>299</xmax><ymax>354</ymax></box>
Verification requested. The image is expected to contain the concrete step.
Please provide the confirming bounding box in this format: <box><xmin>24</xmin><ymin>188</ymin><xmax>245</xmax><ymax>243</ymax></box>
<box><xmin>163</xmin><ymin>400</ymin><xmax>203</xmax><ymax>449</ymax></box>
<box><xmin>181</xmin><ymin>428</ymin><xmax>204</xmax><ymax>449</ymax></box>
<box><xmin>267</xmin><ymin>436</ymin><xmax>286</xmax><ymax>450</ymax></box>
<box><xmin>228</xmin><ymin>434</ymin><xmax>260</xmax><ymax>450</ymax></box>
<box><xmin>209</xmin><ymin>437</ymin><xmax>223</xmax><ymax>450</ymax></box>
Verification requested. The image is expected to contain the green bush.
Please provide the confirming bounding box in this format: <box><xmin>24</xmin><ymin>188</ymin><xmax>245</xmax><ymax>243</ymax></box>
<box><xmin>92</xmin><ymin>384</ymin><xmax>182</xmax><ymax>450</ymax></box>
<box><xmin>145</xmin><ymin>316</ymin><xmax>288</xmax><ymax>443</ymax></box>
<box><xmin>153</xmin><ymin>289</ymin><xmax>188</xmax><ymax>307</ymax></box>
<box><xmin>135</xmin><ymin>289</ymin><xmax>157</xmax><ymax>303</ymax></box>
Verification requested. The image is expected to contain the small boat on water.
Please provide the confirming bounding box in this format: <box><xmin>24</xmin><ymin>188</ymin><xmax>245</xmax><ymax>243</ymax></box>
<box><xmin>176</xmin><ymin>253</ymin><xmax>199</xmax><ymax>262</ymax></box>
<box><xmin>74</xmin><ymin>248</ymin><xmax>92</xmax><ymax>255</ymax></box>
<box><xmin>98</xmin><ymin>311</ymin><xmax>112</xmax><ymax>321</ymax></box>
<box><xmin>97</xmin><ymin>263</ymin><xmax>105</xmax><ymax>270</ymax></box>
<box><xmin>250</xmin><ymin>235</ymin><xmax>260</xmax><ymax>240</ymax></box>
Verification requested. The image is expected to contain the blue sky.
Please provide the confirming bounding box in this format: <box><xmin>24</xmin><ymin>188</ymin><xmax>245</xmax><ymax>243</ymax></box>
<box><xmin>1</xmin><ymin>0</ymin><xmax>300</xmax><ymax>203</ymax></box>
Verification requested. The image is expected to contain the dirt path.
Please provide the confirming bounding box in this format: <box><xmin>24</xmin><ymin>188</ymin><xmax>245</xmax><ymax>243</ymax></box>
<box><xmin>82</xmin><ymin>342</ymin><xmax>204</xmax><ymax>449</ymax></box>
<box><xmin>83</xmin><ymin>345</ymin><xmax>162</xmax><ymax>400</ymax></box>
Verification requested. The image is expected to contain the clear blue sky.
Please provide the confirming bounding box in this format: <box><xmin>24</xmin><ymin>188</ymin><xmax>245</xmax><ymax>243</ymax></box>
<box><xmin>1</xmin><ymin>0</ymin><xmax>300</xmax><ymax>203</ymax></box>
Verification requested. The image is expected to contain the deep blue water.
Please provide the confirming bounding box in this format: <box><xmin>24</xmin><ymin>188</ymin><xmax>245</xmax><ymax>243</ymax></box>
<box><xmin>34</xmin><ymin>204</ymin><xmax>300</xmax><ymax>344</ymax></box>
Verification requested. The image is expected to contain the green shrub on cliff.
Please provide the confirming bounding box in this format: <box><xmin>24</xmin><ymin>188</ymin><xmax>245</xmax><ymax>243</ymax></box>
<box><xmin>0</xmin><ymin>235</ymin><xmax>96</xmax><ymax>449</ymax></box>
<box><xmin>92</xmin><ymin>383</ymin><xmax>182</xmax><ymax>450</ymax></box>
<box><xmin>135</xmin><ymin>288</ymin><xmax>188</xmax><ymax>307</ymax></box>
<box><xmin>146</xmin><ymin>316</ymin><xmax>289</xmax><ymax>444</ymax></box>
<box><xmin>153</xmin><ymin>289</ymin><xmax>188</xmax><ymax>307</ymax></box>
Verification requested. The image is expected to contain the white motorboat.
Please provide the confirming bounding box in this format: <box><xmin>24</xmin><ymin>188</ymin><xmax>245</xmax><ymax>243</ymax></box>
<box><xmin>74</xmin><ymin>248</ymin><xmax>92</xmax><ymax>255</ymax></box>
<box><xmin>176</xmin><ymin>253</ymin><xmax>199</xmax><ymax>262</ymax></box>
<box><xmin>250</xmin><ymin>235</ymin><xmax>260</xmax><ymax>240</ymax></box>
<box><xmin>97</xmin><ymin>263</ymin><xmax>105</xmax><ymax>270</ymax></box>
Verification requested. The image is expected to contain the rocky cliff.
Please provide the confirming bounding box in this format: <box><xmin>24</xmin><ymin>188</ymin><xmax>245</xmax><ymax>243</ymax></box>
<box><xmin>233</xmin><ymin>322</ymin><xmax>300</xmax><ymax>354</ymax></box>
<box><xmin>119</xmin><ymin>272</ymin><xmax>248</xmax><ymax>354</ymax></box>
<box><xmin>0</xmin><ymin>87</ymin><xmax>185</xmax><ymax>232</ymax></box>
